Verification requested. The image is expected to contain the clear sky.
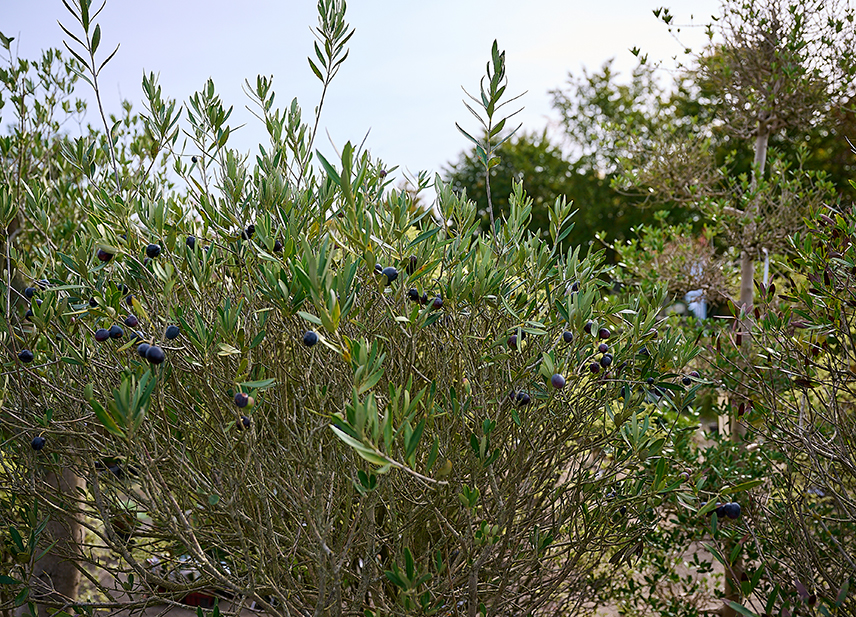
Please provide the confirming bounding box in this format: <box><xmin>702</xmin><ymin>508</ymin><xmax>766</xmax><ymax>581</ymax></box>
<box><xmin>2</xmin><ymin>0</ymin><xmax>721</xmax><ymax>178</ymax></box>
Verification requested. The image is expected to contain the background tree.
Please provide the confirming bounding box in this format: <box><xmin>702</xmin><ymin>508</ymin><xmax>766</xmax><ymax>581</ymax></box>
<box><xmin>714</xmin><ymin>202</ymin><xmax>856</xmax><ymax>615</ymax></box>
<box><xmin>613</xmin><ymin>0</ymin><xmax>856</xmax><ymax>309</ymax></box>
<box><xmin>444</xmin><ymin>128</ymin><xmax>664</xmax><ymax>254</ymax></box>
<box><xmin>549</xmin><ymin>2</ymin><xmax>856</xmax><ymax>615</ymax></box>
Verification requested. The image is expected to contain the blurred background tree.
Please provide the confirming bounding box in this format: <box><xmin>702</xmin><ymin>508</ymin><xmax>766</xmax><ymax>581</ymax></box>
<box><xmin>447</xmin><ymin>0</ymin><xmax>856</xmax><ymax>264</ymax></box>
<box><xmin>444</xmin><ymin>127</ymin><xmax>663</xmax><ymax>254</ymax></box>
<box><xmin>444</xmin><ymin>60</ymin><xmax>684</xmax><ymax>254</ymax></box>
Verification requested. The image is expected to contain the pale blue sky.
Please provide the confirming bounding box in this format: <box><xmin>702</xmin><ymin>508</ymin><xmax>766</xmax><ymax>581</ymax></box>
<box><xmin>3</xmin><ymin>0</ymin><xmax>720</xmax><ymax>177</ymax></box>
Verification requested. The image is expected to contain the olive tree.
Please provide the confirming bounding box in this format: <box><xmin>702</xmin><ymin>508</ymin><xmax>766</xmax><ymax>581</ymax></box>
<box><xmin>0</xmin><ymin>2</ymin><xmax>704</xmax><ymax>617</ymax></box>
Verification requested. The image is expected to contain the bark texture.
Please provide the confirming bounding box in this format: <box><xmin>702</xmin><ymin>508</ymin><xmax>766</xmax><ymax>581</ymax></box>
<box><xmin>24</xmin><ymin>469</ymin><xmax>85</xmax><ymax>617</ymax></box>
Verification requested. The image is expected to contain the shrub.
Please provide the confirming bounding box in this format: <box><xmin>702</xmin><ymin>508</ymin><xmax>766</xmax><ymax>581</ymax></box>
<box><xmin>1</xmin><ymin>2</ymin><xmax>701</xmax><ymax>616</ymax></box>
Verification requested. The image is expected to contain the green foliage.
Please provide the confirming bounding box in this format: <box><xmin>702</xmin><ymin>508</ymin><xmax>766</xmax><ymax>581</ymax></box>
<box><xmin>549</xmin><ymin>25</ymin><xmax>856</xmax><ymax>284</ymax></box>
<box><xmin>551</xmin><ymin>60</ymin><xmax>678</xmax><ymax>177</ymax></box>
<box><xmin>691</xmin><ymin>0</ymin><xmax>856</xmax><ymax>140</ymax></box>
<box><xmin>610</xmin><ymin>144</ymin><xmax>838</xmax><ymax>304</ymax></box>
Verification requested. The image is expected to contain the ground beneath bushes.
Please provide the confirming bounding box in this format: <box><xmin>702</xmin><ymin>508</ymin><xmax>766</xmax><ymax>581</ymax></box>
<box><xmin>83</xmin><ymin>563</ymin><xmax>261</xmax><ymax>617</ymax></box>
<box><xmin>82</xmin><ymin>546</ymin><xmax>728</xmax><ymax>617</ymax></box>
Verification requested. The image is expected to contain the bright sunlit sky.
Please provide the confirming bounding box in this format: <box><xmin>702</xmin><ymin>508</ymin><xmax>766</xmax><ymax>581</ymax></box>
<box><xmin>3</xmin><ymin>0</ymin><xmax>721</xmax><ymax>178</ymax></box>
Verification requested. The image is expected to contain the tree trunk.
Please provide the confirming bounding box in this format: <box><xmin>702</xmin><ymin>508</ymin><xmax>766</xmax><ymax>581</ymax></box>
<box><xmin>4</xmin><ymin>221</ymin><xmax>84</xmax><ymax>616</ymax></box>
<box><xmin>738</xmin><ymin>125</ymin><xmax>770</xmax><ymax>317</ymax></box>
<box><xmin>724</xmin><ymin>120</ymin><xmax>770</xmax><ymax>617</ymax></box>
<box><xmin>23</xmin><ymin>469</ymin><xmax>85</xmax><ymax>617</ymax></box>
<box><xmin>738</xmin><ymin>250</ymin><xmax>755</xmax><ymax>327</ymax></box>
